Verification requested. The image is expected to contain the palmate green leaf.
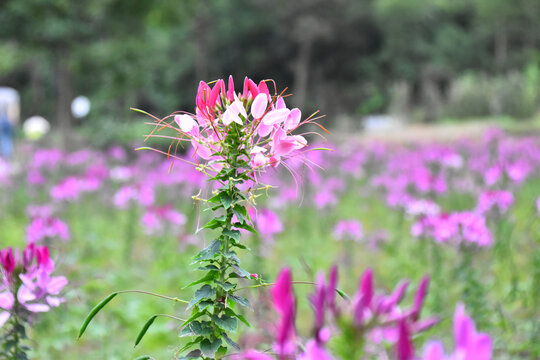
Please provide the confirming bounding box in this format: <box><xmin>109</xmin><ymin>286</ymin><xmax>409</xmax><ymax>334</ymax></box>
<box><xmin>222</xmin><ymin>333</ymin><xmax>241</xmax><ymax>351</ymax></box>
<box><xmin>225</xmin><ymin>308</ymin><xmax>251</xmax><ymax>328</ymax></box>
<box><xmin>231</xmin><ymin>264</ymin><xmax>251</xmax><ymax>279</ymax></box>
<box><xmin>193</xmin><ymin>239</ymin><xmax>221</xmax><ymax>261</ymax></box>
<box><xmin>219</xmin><ymin>191</ymin><xmax>233</xmax><ymax>209</ymax></box>
<box><xmin>215</xmin><ymin>280</ymin><xmax>235</xmax><ymax>291</ymax></box>
<box><xmin>229</xmin><ymin>294</ymin><xmax>252</xmax><ymax>310</ymax></box>
<box><xmin>233</xmin><ymin>222</ymin><xmax>257</xmax><ymax>233</ymax></box>
<box><xmin>78</xmin><ymin>292</ymin><xmax>118</xmax><ymax>338</ymax></box>
<box><xmin>183</xmin><ymin>271</ymin><xmax>218</xmax><ymax>289</ymax></box>
<box><xmin>200</xmin><ymin>337</ymin><xmax>222</xmax><ymax>358</ymax></box>
<box><xmin>232</xmin><ymin>205</ymin><xmax>247</xmax><ymax>223</ymax></box>
<box><xmin>211</xmin><ymin>314</ymin><xmax>238</xmax><ymax>332</ymax></box>
<box><xmin>181</xmin><ymin>310</ymin><xmax>205</xmax><ymax>328</ymax></box>
<box><xmin>134</xmin><ymin>315</ymin><xmax>157</xmax><ymax>347</ymax></box>
<box><xmin>222</xmin><ymin>229</ymin><xmax>240</xmax><ymax>242</ymax></box>
<box><xmin>187</xmin><ymin>285</ymin><xmax>216</xmax><ymax>310</ymax></box>
<box><xmin>179</xmin><ymin>321</ymin><xmax>214</xmax><ymax>337</ymax></box>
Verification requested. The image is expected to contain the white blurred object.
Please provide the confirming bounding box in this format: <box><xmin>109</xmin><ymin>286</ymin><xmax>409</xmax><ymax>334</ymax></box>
<box><xmin>0</xmin><ymin>87</ymin><xmax>20</xmax><ymax>124</ymax></box>
<box><xmin>363</xmin><ymin>114</ymin><xmax>404</xmax><ymax>133</ymax></box>
<box><xmin>71</xmin><ymin>96</ymin><xmax>91</xmax><ymax>118</ymax></box>
<box><xmin>23</xmin><ymin>116</ymin><xmax>50</xmax><ymax>140</ymax></box>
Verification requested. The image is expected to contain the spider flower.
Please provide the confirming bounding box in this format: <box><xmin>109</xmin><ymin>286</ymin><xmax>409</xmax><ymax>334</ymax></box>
<box><xmin>144</xmin><ymin>76</ymin><xmax>322</xmax><ymax>181</ymax></box>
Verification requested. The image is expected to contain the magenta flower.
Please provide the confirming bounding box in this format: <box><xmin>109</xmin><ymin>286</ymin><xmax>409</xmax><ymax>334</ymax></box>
<box><xmin>476</xmin><ymin>190</ymin><xmax>514</xmax><ymax>215</ymax></box>
<box><xmin>271</xmin><ymin>268</ymin><xmax>296</xmax><ymax>358</ymax></box>
<box><xmin>231</xmin><ymin>350</ymin><xmax>274</xmax><ymax>360</ymax></box>
<box><xmin>333</xmin><ymin>220</ymin><xmax>363</xmax><ymax>242</ymax></box>
<box><xmin>421</xmin><ymin>304</ymin><xmax>492</xmax><ymax>360</ymax></box>
<box><xmin>26</xmin><ymin>216</ymin><xmax>70</xmax><ymax>244</ymax></box>
<box><xmin>140</xmin><ymin>205</ymin><xmax>186</xmax><ymax>235</ymax></box>
<box><xmin>249</xmin><ymin>208</ymin><xmax>283</xmax><ymax>242</ymax></box>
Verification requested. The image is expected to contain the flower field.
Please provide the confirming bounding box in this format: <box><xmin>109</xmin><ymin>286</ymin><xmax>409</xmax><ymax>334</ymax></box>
<box><xmin>1</xmin><ymin>78</ymin><xmax>539</xmax><ymax>359</ymax></box>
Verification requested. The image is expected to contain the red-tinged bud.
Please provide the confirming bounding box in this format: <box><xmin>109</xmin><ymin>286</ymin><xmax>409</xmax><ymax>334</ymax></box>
<box><xmin>242</xmin><ymin>76</ymin><xmax>250</xmax><ymax>99</ymax></box>
<box><xmin>397</xmin><ymin>319</ymin><xmax>414</xmax><ymax>360</ymax></box>
<box><xmin>209</xmin><ymin>80</ymin><xmax>223</xmax><ymax>108</ymax></box>
<box><xmin>227</xmin><ymin>75</ymin><xmax>235</xmax><ymax>101</ymax></box>
<box><xmin>1</xmin><ymin>248</ymin><xmax>15</xmax><ymax>273</ymax></box>
<box><xmin>411</xmin><ymin>276</ymin><xmax>430</xmax><ymax>321</ymax></box>
<box><xmin>36</xmin><ymin>246</ymin><xmax>50</xmax><ymax>266</ymax></box>
<box><xmin>23</xmin><ymin>244</ymin><xmax>35</xmax><ymax>267</ymax></box>
<box><xmin>258</xmin><ymin>80</ymin><xmax>270</xmax><ymax>96</ymax></box>
<box><xmin>250</xmin><ymin>273</ymin><xmax>258</xmax><ymax>280</ymax></box>
<box><xmin>247</xmin><ymin>79</ymin><xmax>259</xmax><ymax>99</ymax></box>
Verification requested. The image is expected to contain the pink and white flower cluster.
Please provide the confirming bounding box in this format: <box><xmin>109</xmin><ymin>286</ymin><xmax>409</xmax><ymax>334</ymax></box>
<box><xmin>164</xmin><ymin>76</ymin><xmax>313</xmax><ymax>173</ymax></box>
<box><xmin>0</xmin><ymin>245</ymin><xmax>67</xmax><ymax>328</ymax></box>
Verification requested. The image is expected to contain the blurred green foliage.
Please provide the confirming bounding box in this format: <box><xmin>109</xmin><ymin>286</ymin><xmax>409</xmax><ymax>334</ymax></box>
<box><xmin>1</xmin><ymin>0</ymin><xmax>540</xmax><ymax>143</ymax></box>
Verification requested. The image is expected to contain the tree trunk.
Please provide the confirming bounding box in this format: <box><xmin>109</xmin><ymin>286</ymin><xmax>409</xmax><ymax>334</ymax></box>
<box><xmin>494</xmin><ymin>25</ymin><xmax>508</xmax><ymax>69</ymax></box>
<box><xmin>293</xmin><ymin>39</ymin><xmax>312</xmax><ymax>109</ymax></box>
<box><xmin>55</xmin><ymin>48</ymin><xmax>73</xmax><ymax>149</ymax></box>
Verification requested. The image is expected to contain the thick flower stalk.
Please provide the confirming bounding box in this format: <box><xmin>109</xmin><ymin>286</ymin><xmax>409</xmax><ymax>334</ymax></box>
<box><xmin>0</xmin><ymin>245</ymin><xmax>67</xmax><ymax>359</ymax></box>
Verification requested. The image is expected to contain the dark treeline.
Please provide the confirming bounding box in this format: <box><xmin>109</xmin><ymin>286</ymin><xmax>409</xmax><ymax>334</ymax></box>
<box><xmin>1</xmin><ymin>0</ymin><xmax>540</xmax><ymax>141</ymax></box>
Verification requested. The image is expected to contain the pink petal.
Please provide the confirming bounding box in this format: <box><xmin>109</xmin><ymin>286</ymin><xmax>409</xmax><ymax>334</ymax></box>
<box><xmin>46</xmin><ymin>296</ymin><xmax>64</xmax><ymax>307</ymax></box>
<box><xmin>25</xmin><ymin>303</ymin><xmax>50</xmax><ymax>312</ymax></box>
<box><xmin>47</xmin><ymin>276</ymin><xmax>68</xmax><ymax>295</ymax></box>
<box><xmin>0</xmin><ymin>291</ymin><xmax>14</xmax><ymax>310</ymax></box>
<box><xmin>262</xmin><ymin>108</ymin><xmax>290</xmax><ymax>126</ymax></box>
<box><xmin>17</xmin><ymin>285</ymin><xmax>36</xmax><ymax>303</ymax></box>
<box><xmin>175</xmin><ymin>114</ymin><xmax>197</xmax><ymax>133</ymax></box>
<box><xmin>422</xmin><ymin>342</ymin><xmax>446</xmax><ymax>360</ymax></box>
<box><xmin>0</xmin><ymin>311</ymin><xmax>10</xmax><ymax>328</ymax></box>
<box><xmin>251</xmin><ymin>93</ymin><xmax>268</xmax><ymax>119</ymax></box>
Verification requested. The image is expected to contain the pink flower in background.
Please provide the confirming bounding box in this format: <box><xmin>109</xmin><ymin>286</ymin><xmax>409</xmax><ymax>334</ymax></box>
<box><xmin>51</xmin><ymin>176</ymin><xmax>82</xmax><ymax>201</ymax></box>
<box><xmin>476</xmin><ymin>190</ymin><xmax>514</xmax><ymax>215</ymax></box>
<box><xmin>141</xmin><ymin>205</ymin><xmax>186</xmax><ymax>235</ymax></box>
<box><xmin>412</xmin><ymin>212</ymin><xmax>492</xmax><ymax>247</ymax></box>
<box><xmin>26</xmin><ymin>216</ymin><xmax>70</xmax><ymax>244</ymax></box>
<box><xmin>421</xmin><ymin>304</ymin><xmax>492</xmax><ymax>360</ymax></box>
<box><xmin>249</xmin><ymin>208</ymin><xmax>283</xmax><ymax>242</ymax></box>
<box><xmin>314</xmin><ymin>189</ymin><xmax>337</xmax><ymax>209</ymax></box>
<box><xmin>333</xmin><ymin>220</ymin><xmax>363</xmax><ymax>242</ymax></box>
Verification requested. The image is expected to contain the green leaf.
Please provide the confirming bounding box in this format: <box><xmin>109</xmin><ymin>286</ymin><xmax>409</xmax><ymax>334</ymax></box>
<box><xmin>222</xmin><ymin>333</ymin><xmax>241</xmax><ymax>351</ymax></box>
<box><xmin>197</xmin><ymin>300</ymin><xmax>214</xmax><ymax>312</ymax></box>
<box><xmin>181</xmin><ymin>310</ymin><xmax>204</xmax><ymax>327</ymax></box>
<box><xmin>219</xmin><ymin>192</ymin><xmax>233</xmax><ymax>209</ymax></box>
<box><xmin>196</xmin><ymin>264</ymin><xmax>219</xmax><ymax>271</ymax></box>
<box><xmin>229</xmin><ymin>294</ymin><xmax>252</xmax><ymax>310</ymax></box>
<box><xmin>225</xmin><ymin>308</ymin><xmax>251</xmax><ymax>328</ymax></box>
<box><xmin>194</xmin><ymin>240</ymin><xmax>221</xmax><ymax>261</ymax></box>
<box><xmin>231</xmin><ymin>264</ymin><xmax>251</xmax><ymax>279</ymax></box>
<box><xmin>78</xmin><ymin>292</ymin><xmax>118</xmax><ymax>338</ymax></box>
<box><xmin>134</xmin><ymin>315</ymin><xmax>157</xmax><ymax>347</ymax></box>
<box><xmin>232</xmin><ymin>205</ymin><xmax>246</xmax><ymax>223</ymax></box>
<box><xmin>200</xmin><ymin>338</ymin><xmax>222</xmax><ymax>358</ymax></box>
<box><xmin>215</xmin><ymin>281</ymin><xmax>235</xmax><ymax>291</ymax></box>
<box><xmin>187</xmin><ymin>285</ymin><xmax>216</xmax><ymax>310</ymax></box>
<box><xmin>133</xmin><ymin>356</ymin><xmax>153</xmax><ymax>360</ymax></box>
<box><xmin>211</xmin><ymin>314</ymin><xmax>238</xmax><ymax>332</ymax></box>
<box><xmin>183</xmin><ymin>271</ymin><xmax>218</xmax><ymax>289</ymax></box>
<box><xmin>179</xmin><ymin>321</ymin><xmax>214</xmax><ymax>337</ymax></box>
<box><xmin>222</xmin><ymin>229</ymin><xmax>240</xmax><ymax>242</ymax></box>
<box><xmin>207</xmin><ymin>193</ymin><xmax>221</xmax><ymax>203</ymax></box>
<box><xmin>233</xmin><ymin>222</ymin><xmax>257</xmax><ymax>233</ymax></box>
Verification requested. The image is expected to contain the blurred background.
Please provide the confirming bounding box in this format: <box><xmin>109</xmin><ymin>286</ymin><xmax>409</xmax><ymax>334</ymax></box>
<box><xmin>2</xmin><ymin>0</ymin><xmax>540</xmax><ymax>147</ymax></box>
